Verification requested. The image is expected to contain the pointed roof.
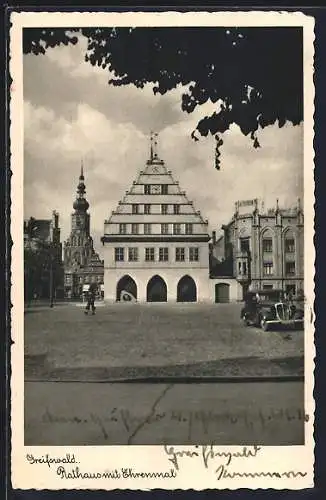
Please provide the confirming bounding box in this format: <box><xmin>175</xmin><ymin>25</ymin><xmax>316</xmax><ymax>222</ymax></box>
<box><xmin>103</xmin><ymin>134</ymin><xmax>210</xmax><ymax>241</ymax></box>
<box><xmin>73</xmin><ymin>162</ymin><xmax>89</xmax><ymax>213</ymax></box>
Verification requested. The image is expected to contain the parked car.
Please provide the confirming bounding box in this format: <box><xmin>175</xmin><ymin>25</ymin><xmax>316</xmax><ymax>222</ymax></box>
<box><xmin>241</xmin><ymin>290</ymin><xmax>304</xmax><ymax>331</ymax></box>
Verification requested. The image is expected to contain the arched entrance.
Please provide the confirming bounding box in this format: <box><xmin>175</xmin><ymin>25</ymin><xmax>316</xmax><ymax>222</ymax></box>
<box><xmin>215</xmin><ymin>283</ymin><xmax>230</xmax><ymax>303</ymax></box>
<box><xmin>147</xmin><ymin>275</ymin><xmax>167</xmax><ymax>302</ymax></box>
<box><xmin>177</xmin><ymin>275</ymin><xmax>197</xmax><ymax>302</ymax></box>
<box><xmin>116</xmin><ymin>275</ymin><xmax>137</xmax><ymax>301</ymax></box>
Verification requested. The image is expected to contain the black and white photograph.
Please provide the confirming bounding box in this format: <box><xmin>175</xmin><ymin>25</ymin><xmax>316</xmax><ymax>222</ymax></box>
<box><xmin>10</xmin><ymin>10</ymin><xmax>315</xmax><ymax>490</ymax></box>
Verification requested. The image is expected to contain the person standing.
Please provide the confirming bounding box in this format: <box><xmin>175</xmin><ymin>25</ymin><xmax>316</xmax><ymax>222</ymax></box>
<box><xmin>84</xmin><ymin>282</ymin><xmax>97</xmax><ymax>315</ymax></box>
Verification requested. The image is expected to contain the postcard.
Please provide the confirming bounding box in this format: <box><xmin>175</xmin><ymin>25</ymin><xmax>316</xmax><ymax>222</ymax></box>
<box><xmin>10</xmin><ymin>9</ymin><xmax>315</xmax><ymax>490</ymax></box>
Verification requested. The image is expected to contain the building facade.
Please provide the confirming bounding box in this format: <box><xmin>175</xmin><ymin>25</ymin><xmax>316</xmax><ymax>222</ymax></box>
<box><xmin>63</xmin><ymin>166</ymin><xmax>104</xmax><ymax>299</ymax></box>
<box><xmin>218</xmin><ymin>198</ymin><xmax>304</xmax><ymax>298</ymax></box>
<box><xmin>101</xmin><ymin>135</ymin><xmax>213</xmax><ymax>302</ymax></box>
<box><xmin>24</xmin><ymin>211</ymin><xmax>64</xmax><ymax>300</ymax></box>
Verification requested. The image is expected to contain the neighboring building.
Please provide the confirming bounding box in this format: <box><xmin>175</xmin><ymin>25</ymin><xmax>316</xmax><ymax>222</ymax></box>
<box><xmin>101</xmin><ymin>134</ymin><xmax>213</xmax><ymax>302</ymax></box>
<box><xmin>213</xmin><ymin>198</ymin><xmax>304</xmax><ymax>299</ymax></box>
<box><xmin>24</xmin><ymin>211</ymin><xmax>64</xmax><ymax>300</ymax></box>
<box><xmin>63</xmin><ymin>166</ymin><xmax>104</xmax><ymax>299</ymax></box>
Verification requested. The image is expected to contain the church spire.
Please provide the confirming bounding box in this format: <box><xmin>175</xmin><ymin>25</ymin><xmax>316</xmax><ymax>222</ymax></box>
<box><xmin>73</xmin><ymin>163</ymin><xmax>89</xmax><ymax>212</ymax></box>
<box><xmin>149</xmin><ymin>131</ymin><xmax>159</xmax><ymax>161</ymax></box>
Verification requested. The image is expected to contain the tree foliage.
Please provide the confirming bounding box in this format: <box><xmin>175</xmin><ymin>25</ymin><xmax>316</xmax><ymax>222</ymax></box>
<box><xmin>23</xmin><ymin>27</ymin><xmax>303</xmax><ymax>168</ymax></box>
<box><xmin>24</xmin><ymin>218</ymin><xmax>63</xmax><ymax>301</ymax></box>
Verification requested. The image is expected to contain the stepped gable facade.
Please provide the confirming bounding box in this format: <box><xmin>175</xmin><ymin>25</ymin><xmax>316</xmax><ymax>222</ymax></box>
<box><xmin>101</xmin><ymin>133</ymin><xmax>214</xmax><ymax>302</ymax></box>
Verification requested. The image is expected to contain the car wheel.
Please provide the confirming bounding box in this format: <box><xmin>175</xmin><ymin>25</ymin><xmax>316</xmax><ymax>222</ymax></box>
<box><xmin>261</xmin><ymin>318</ymin><xmax>269</xmax><ymax>331</ymax></box>
<box><xmin>242</xmin><ymin>317</ymin><xmax>249</xmax><ymax>326</ymax></box>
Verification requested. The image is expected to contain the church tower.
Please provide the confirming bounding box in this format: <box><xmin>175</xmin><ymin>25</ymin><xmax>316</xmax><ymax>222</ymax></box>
<box><xmin>64</xmin><ymin>165</ymin><xmax>103</xmax><ymax>298</ymax></box>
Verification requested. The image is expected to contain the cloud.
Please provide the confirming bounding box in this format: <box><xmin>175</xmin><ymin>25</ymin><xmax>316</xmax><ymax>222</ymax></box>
<box><xmin>23</xmin><ymin>37</ymin><xmax>303</xmax><ymax>254</ymax></box>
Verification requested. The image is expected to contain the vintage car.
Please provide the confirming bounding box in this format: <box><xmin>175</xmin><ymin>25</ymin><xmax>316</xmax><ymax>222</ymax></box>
<box><xmin>241</xmin><ymin>290</ymin><xmax>304</xmax><ymax>331</ymax></box>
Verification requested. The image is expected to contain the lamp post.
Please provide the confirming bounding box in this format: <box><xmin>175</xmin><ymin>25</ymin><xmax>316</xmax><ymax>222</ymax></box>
<box><xmin>49</xmin><ymin>255</ymin><xmax>54</xmax><ymax>308</ymax></box>
<box><xmin>48</xmin><ymin>244</ymin><xmax>56</xmax><ymax>308</ymax></box>
<box><xmin>247</xmin><ymin>249</ymin><xmax>252</xmax><ymax>291</ymax></box>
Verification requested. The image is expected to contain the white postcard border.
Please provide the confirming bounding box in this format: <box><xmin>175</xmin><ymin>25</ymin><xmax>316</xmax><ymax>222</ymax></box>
<box><xmin>10</xmin><ymin>10</ymin><xmax>315</xmax><ymax>490</ymax></box>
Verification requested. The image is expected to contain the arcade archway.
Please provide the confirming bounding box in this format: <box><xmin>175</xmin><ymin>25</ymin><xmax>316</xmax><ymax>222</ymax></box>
<box><xmin>147</xmin><ymin>275</ymin><xmax>167</xmax><ymax>302</ymax></box>
<box><xmin>177</xmin><ymin>275</ymin><xmax>197</xmax><ymax>302</ymax></box>
<box><xmin>116</xmin><ymin>275</ymin><xmax>137</xmax><ymax>301</ymax></box>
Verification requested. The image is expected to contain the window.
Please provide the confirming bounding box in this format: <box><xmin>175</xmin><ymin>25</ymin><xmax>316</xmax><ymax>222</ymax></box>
<box><xmin>144</xmin><ymin>185</ymin><xmax>151</xmax><ymax>195</ymax></box>
<box><xmin>161</xmin><ymin>204</ymin><xmax>168</xmax><ymax>215</ymax></box>
<box><xmin>176</xmin><ymin>247</ymin><xmax>185</xmax><ymax>262</ymax></box>
<box><xmin>144</xmin><ymin>204</ymin><xmax>151</xmax><ymax>214</ymax></box>
<box><xmin>115</xmin><ymin>247</ymin><xmax>124</xmax><ymax>262</ymax></box>
<box><xmin>285</xmin><ymin>284</ymin><xmax>296</xmax><ymax>296</ymax></box>
<box><xmin>263</xmin><ymin>262</ymin><xmax>274</xmax><ymax>275</ymax></box>
<box><xmin>173</xmin><ymin>223</ymin><xmax>181</xmax><ymax>235</ymax></box>
<box><xmin>161</xmin><ymin>184</ymin><xmax>168</xmax><ymax>195</ymax></box>
<box><xmin>185</xmin><ymin>223</ymin><xmax>193</xmax><ymax>235</ymax></box>
<box><xmin>263</xmin><ymin>284</ymin><xmax>273</xmax><ymax>290</ymax></box>
<box><xmin>119</xmin><ymin>223</ymin><xmax>127</xmax><ymax>234</ymax></box>
<box><xmin>132</xmin><ymin>204</ymin><xmax>139</xmax><ymax>214</ymax></box>
<box><xmin>144</xmin><ymin>223</ymin><xmax>151</xmax><ymax>234</ymax></box>
<box><xmin>285</xmin><ymin>238</ymin><xmax>295</xmax><ymax>253</ymax></box>
<box><xmin>128</xmin><ymin>247</ymin><xmax>138</xmax><ymax>261</ymax></box>
<box><xmin>240</xmin><ymin>237</ymin><xmax>250</xmax><ymax>252</ymax></box>
<box><xmin>243</xmin><ymin>261</ymin><xmax>247</xmax><ymax>275</ymax></box>
<box><xmin>262</xmin><ymin>238</ymin><xmax>273</xmax><ymax>253</ymax></box>
<box><xmin>131</xmin><ymin>224</ymin><xmax>139</xmax><ymax>234</ymax></box>
<box><xmin>159</xmin><ymin>247</ymin><xmax>169</xmax><ymax>262</ymax></box>
<box><xmin>161</xmin><ymin>223</ymin><xmax>169</xmax><ymax>234</ymax></box>
<box><xmin>189</xmin><ymin>247</ymin><xmax>199</xmax><ymax>261</ymax></box>
<box><xmin>145</xmin><ymin>247</ymin><xmax>155</xmax><ymax>261</ymax></box>
<box><xmin>285</xmin><ymin>261</ymin><xmax>296</xmax><ymax>276</ymax></box>
<box><xmin>174</xmin><ymin>204</ymin><xmax>180</xmax><ymax>215</ymax></box>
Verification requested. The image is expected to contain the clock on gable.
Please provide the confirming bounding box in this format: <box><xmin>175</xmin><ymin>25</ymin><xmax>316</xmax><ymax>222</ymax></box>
<box><xmin>151</xmin><ymin>184</ymin><xmax>161</xmax><ymax>194</ymax></box>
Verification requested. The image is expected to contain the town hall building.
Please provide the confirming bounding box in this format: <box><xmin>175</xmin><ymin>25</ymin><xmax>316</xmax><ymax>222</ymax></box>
<box><xmin>101</xmin><ymin>134</ymin><xmax>220</xmax><ymax>302</ymax></box>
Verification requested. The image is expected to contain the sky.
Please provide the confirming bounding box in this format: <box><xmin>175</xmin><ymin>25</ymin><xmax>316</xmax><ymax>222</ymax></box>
<box><xmin>23</xmin><ymin>32</ymin><xmax>303</xmax><ymax>256</ymax></box>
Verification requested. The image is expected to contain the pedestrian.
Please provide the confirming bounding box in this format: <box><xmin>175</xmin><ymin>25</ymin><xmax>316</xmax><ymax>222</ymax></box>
<box><xmin>84</xmin><ymin>283</ymin><xmax>97</xmax><ymax>315</ymax></box>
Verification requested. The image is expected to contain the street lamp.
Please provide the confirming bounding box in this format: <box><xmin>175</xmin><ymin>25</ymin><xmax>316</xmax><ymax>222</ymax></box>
<box><xmin>247</xmin><ymin>249</ymin><xmax>252</xmax><ymax>288</ymax></box>
<box><xmin>46</xmin><ymin>242</ymin><xmax>57</xmax><ymax>308</ymax></box>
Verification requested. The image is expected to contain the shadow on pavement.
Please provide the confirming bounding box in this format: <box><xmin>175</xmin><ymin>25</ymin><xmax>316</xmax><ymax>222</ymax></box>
<box><xmin>25</xmin><ymin>354</ymin><xmax>304</xmax><ymax>382</ymax></box>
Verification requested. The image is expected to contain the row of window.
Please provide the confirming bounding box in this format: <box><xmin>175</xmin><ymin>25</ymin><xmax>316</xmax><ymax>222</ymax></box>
<box><xmin>262</xmin><ymin>238</ymin><xmax>295</xmax><ymax>253</ymax></box>
<box><xmin>240</xmin><ymin>237</ymin><xmax>296</xmax><ymax>254</ymax></box>
<box><xmin>65</xmin><ymin>275</ymin><xmax>102</xmax><ymax>284</ymax></box>
<box><xmin>238</xmin><ymin>261</ymin><xmax>296</xmax><ymax>276</ymax></box>
<box><xmin>131</xmin><ymin>204</ymin><xmax>182</xmax><ymax>215</ymax></box>
<box><xmin>115</xmin><ymin>247</ymin><xmax>199</xmax><ymax>262</ymax></box>
<box><xmin>119</xmin><ymin>223</ymin><xmax>194</xmax><ymax>235</ymax></box>
<box><xmin>262</xmin><ymin>284</ymin><xmax>297</xmax><ymax>296</ymax></box>
<box><xmin>263</xmin><ymin>261</ymin><xmax>296</xmax><ymax>276</ymax></box>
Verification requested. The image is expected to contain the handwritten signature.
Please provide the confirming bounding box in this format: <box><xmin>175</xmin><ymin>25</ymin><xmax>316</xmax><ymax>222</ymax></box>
<box><xmin>163</xmin><ymin>444</ymin><xmax>261</xmax><ymax>471</ymax></box>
